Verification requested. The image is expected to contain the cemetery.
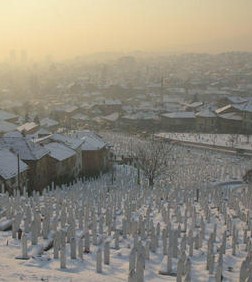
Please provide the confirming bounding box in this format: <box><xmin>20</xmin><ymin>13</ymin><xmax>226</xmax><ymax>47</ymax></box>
<box><xmin>0</xmin><ymin>133</ymin><xmax>252</xmax><ymax>281</ymax></box>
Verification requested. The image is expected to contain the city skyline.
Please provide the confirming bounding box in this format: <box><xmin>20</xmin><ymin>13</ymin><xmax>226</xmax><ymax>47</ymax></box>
<box><xmin>1</xmin><ymin>0</ymin><xmax>252</xmax><ymax>61</ymax></box>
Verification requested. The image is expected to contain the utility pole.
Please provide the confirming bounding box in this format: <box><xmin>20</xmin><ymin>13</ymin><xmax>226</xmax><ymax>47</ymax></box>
<box><xmin>17</xmin><ymin>153</ymin><xmax>20</xmax><ymax>191</ymax></box>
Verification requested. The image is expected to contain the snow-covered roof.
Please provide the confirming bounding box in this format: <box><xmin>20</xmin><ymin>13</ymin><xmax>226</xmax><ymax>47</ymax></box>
<box><xmin>233</xmin><ymin>101</ymin><xmax>252</xmax><ymax>113</ymax></box>
<box><xmin>0</xmin><ymin>137</ymin><xmax>49</xmax><ymax>160</ymax></box>
<box><xmin>0</xmin><ymin>149</ymin><xmax>28</xmax><ymax>180</ymax></box>
<box><xmin>186</xmin><ymin>102</ymin><xmax>204</xmax><ymax>108</ymax></box>
<box><xmin>71</xmin><ymin>113</ymin><xmax>90</xmax><ymax>121</ymax></box>
<box><xmin>219</xmin><ymin>112</ymin><xmax>243</xmax><ymax>121</ymax></box>
<box><xmin>40</xmin><ymin>118</ymin><xmax>59</xmax><ymax>128</ymax></box>
<box><xmin>17</xmin><ymin>122</ymin><xmax>38</xmax><ymax>133</ymax></box>
<box><xmin>226</xmin><ymin>96</ymin><xmax>248</xmax><ymax>104</ymax></box>
<box><xmin>196</xmin><ymin>109</ymin><xmax>217</xmax><ymax>118</ymax></box>
<box><xmin>50</xmin><ymin>133</ymin><xmax>84</xmax><ymax>150</ymax></box>
<box><xmin>102</xmin><ymin>112</ymin><xmax>119</xmax><ymax>122</ymax></box>
<box><xmin>98</xmin><ymin>99</ymin><xmax>122</xmax><ymax>106</ymax></box>
<box><xmin>122</xmin><ymin>112</ymin><xmax>158</xmax><ymax>120</ymax></box>
<box><xmin>76</xmin><ymin>131</ymin><xmax>107</xmax><ymax>151</ymax></box>
<box><xmin>55</xmin><ymin>105</ymin><xmax>78</xmax><ymax>113</ymax></box>
<box><xmin>0</xmin><ymin>121</ymin><xmax>17</xmax><ymax>133</ymax></box>
<box><xmin>44</xmin><ymin>142</ymin><xmax>76</xmax><ymax>161</ymax></box>
<box><xmin>162</xmin><ymin>112</ymin><xmax>196</xmax><ymax>119</ymax></box>
<box><xmin>0</xmin><ymin>110</ymin><xmax>18</xmax><ymax>121</ymax></box>
<box><xmin>4</xmin><ymin>131</ymin><xmax>23</xmax><ymax>138</ymax></box>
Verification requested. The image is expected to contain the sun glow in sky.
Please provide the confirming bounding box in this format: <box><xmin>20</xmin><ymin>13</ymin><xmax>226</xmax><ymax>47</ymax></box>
<box><xmin>1</xmin><ymin>0</ymin><xmax>252</xmax><ymax>60</ymax></box>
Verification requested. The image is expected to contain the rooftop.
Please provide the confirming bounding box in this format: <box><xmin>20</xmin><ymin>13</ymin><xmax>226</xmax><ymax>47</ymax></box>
<box><xmin>0</xmin><ymin>148</ymin><xmax>28</xmax><ymax>180</ymax></box>
<box><xmin>162</xmin><ymin>112</ymin><xmax>196</xmax><ymax>119</ymax></box>
<box><xmin>44</xmin><ymin>142</ymin><xmax>76</xmax><ymax>161</ymax></box>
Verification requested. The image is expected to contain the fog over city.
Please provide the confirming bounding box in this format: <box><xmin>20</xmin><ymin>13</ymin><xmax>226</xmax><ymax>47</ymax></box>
<box><xmin>1</xmin><ymin>0</ymin><xmax>252</xmax><ymax>61</ymax></box>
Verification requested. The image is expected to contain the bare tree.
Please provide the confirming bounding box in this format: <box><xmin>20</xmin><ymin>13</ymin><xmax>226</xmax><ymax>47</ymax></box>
<box><xmin>134</xmin><ymin>137</ymin><xmax>173</xmax><ymax>187</ymax></box>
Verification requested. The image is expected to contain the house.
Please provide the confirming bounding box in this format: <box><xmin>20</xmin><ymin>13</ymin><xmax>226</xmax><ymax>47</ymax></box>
<box><xmin>160</xmin><ymin>112</ymin><xmax>196</xmax><ymax>131</ymax></box>
<box><xmin>48</xmin><ymin>133</ymin><xmax>83</xmax><ymax>178</ymax></box>
<box><xmin>242</xmin><ymin>103</ymin><xmax>252</xmax><ymax>133</ymax></box>
<box><xmin>119</xmin><ymin>112</ymin><xmax>159</xmax><ymax>132</ymax></box>
<box><xmin>17</xmin><ymin>122</ymin><xmax>39</xmax><ymax>135</ymax></box>
<box><xmin>218</xmin><ymin>112</ymin><xmax>243</xmax><ymax>133</ymax></box>
<box><xmin>195</xmin><ymin>109</ymin><xmax>218</xmax><ymax>132</ymax></box>
<box><xmin>76</xmin><ymin>131</ymin><xmax>111</xmax><ymax>177</ymax></box>
<box><xmin>0</xmin><ymin>137</ymin><xmax>50</xmax><ymax>194</ymax></box>
<box><xmin>0</xmin><ymin>148</ymin><xmax>28</xmax><ymax>194</ymax></box>
<box><xmin>217</xmin><ymin>96</ymin><xmax>248</xmax><ymax>107</ymax></box>
<box><xmin>43</xmin><ymin>142</ymin><xmax>77</xmax><ymax>185</ymax></box>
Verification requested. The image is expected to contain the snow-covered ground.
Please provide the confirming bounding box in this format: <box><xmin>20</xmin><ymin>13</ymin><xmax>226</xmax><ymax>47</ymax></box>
<box><xmin>155</xmin><ymin>132</ymin><xmax>252</xmax><ymax>152</ymax></box>
<box><xmin>0</xmin><ymin>133</ymin><xmax>252</xmax><ymax>282</ymax></box>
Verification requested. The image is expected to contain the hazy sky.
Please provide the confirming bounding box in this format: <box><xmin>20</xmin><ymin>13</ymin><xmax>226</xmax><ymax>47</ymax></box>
<box><xmin>1</xmin><ymin>0</ymin><xmax>252</xmax><ymax>61</ymax></box>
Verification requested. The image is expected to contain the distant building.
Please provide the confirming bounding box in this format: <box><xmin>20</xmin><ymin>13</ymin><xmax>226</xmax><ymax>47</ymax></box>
<box><xmin>161</xmin><ymin>112</ymin><xmax>196</xmax><ymax>131</ymax></box>
<box><xmin>196</xmin><ymin>109</ymin><xmax>218</xmax><ymax>132</ymax></box>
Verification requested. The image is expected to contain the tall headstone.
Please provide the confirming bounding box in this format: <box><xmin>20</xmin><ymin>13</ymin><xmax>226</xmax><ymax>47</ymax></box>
<box><xmin>96</xmin><ymin>247</ymin><xmax>102</xmax><ymax>273</ymax></box>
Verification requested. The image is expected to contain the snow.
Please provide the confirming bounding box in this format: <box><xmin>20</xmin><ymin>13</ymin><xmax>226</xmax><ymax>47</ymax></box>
<box><xmin>0</xmin><ymin>121</ymin><xmax>17</xmax><ymax>133</ymax></box>
<box><xmin>0</xmin><ymin>137</ymin><xmax>49</xmax><ymax>161</ymax></box>
<box><xmin>50</xmin><ymin>134</ymin><xmax>84</xmax><ymax>150</ymax></box>
<box><xmin>0</xmin><ymin>110</ymin><xmax>18</xmax><ymax>121</ymax></box>
<box><xmin>40</xmin><ymin>118</ymin><xmax>59</xmax><ymax>128</ymax></box>
<box><xmin>75</xmin><ymin>131</ymin><xmax>107</xmax><ymax>151</ymax></box>
<box><xmin>44</xmin><ymin>142</ymin><xmax>76</xmax><ymax>161</ymax></box>
<box><xmin>0</xmin><ymin>149</ymin><xmax>28</xmax><ymax>180</ymax></box>
<box><xmin>155</xmin><ymin>132</ymin><xmax>252</xmax><ymax>152</ymax></box>
<box><xmin>0</xmin><ymin>133</ymin><xmax>251</xmax><ymax>281</ymax></box>
<box><xmin>17</xmin><ymin>122</ymin><xmax>38</xmax><ymax>133</ymax></box>
<box><xmin>161</xmin><ymin>112</ymin><xmax>195</xmax><ymax>119</ymax></box>
<box><xmin>196</xmin><ymin>109</ymin><xmax>217</xmax><ymax>118</ymax></box>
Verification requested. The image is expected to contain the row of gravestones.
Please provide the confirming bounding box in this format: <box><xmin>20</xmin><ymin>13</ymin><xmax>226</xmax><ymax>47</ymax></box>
<box><xmin>2</xmin><ymin>173</ymin><xmax>251</xmax><ymax>280</ymax></box>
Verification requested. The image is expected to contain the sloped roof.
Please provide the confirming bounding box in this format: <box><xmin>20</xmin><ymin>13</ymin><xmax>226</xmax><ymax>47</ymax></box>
<box><xmin>196</xmin><ymin>109</ymin><xmax>217</xmax><ymax>118</ymax></box>
<box><xmin>122</xmin><ymin>112</ymin><xmax>158</xmax><ymax>120</ymax></box>
<box><xmin>71</xmin><ymin>113</ymin><xmax>90</xmax><ymax>121</ymax></box>
<box><xmin>233</xmin><ymin>101</ymin><xmax>252</xmax><ymax>113</ymax></box>
<box><xmin>219</xmin><ymin>112</ymin><xmax>243</xmax><ymax>121</ymax></box>
<box><xmin>4</xmin><ymin>131</ymin><xmax>23</xmax><ymax>138</ymax></box>
<box><xmin>40</xmin><ymin>117</ymin><xmax>59</xmax><ymax>128</ymax></box>
<box><xmin>76</xmin><ymin>131</ymin><xmax>107</xmax><ymax>151</ymax></box>
<box><xmin>102</xmin><ymin>112</ymin><xmax>119</xmax><ymax>122</ymax></box>
<box><xmin>0</xmin><ymin>149</ymin><xmax>28</xmax><ymax>180</ymax></box>
<box><xmin>162</xmin><ymin>112</ymin><xmax>195</xmax><ymax>119</ymax></box>
<box><xmin>0</xmin><ymin>137</ymin><xmax>49</xmax><ymax>161</ymax></box>
<box><xmin>0</xmin><ymin>110</ymin><xmax>18</xmax><ymax>121</ymax></box>
<box><xmin>55</xmin><ymin>105</ymin><xmax>78</xmax><ymax>113</ymax></box>
<box><xmin>0</xmin><ymin>121</ymin><xmax>17</xmax><ymax>133</ymax></box>
<box><xmin>44</xmin><ymin>142</ymin><xmax>76</xmax><ymax>161</ymax></box>
<box><xmin>17</xmin><ymin>122</ymin><xmax>38</xmax><ymax>133</ymax></box>
<box><xmin>186</xmin><ymin>102</ymin><xmax>203</xmax><ymax>108</ymax></box>
<box><xmin>226</xmin><ymin>96</ymin><xmax>248</xmax><ymax>104</ymax></box>
<box><xmin>50</xmin><ymin>133</ymin><xmax>84</xmax><ymax>150</ymax></box>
